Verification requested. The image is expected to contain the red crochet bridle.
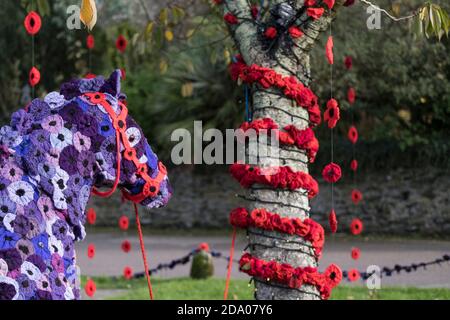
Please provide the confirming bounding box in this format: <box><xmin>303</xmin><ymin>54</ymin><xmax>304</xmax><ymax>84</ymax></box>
<box><xmin>84</xmin><ymin>92</ymin><xmax>164</xmax><ymax>299</ymax></box>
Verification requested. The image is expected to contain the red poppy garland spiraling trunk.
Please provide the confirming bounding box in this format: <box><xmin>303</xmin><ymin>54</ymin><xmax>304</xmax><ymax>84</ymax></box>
<box><xmin>222</xmin><ymin>0</ymin><xmax>347</xmax><ymax>300</ymax></box>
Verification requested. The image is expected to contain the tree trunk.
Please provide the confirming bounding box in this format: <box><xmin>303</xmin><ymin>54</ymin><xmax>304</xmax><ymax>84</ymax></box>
<box><xmin>223</xmin><ymin>0</ymin><xmax>345</xmax><ymax>300</ymax></box>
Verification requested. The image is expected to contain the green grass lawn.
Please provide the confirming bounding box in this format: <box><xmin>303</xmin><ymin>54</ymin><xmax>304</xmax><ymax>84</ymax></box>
<box><xmin>82</xmin><ymin>276</ymin><xmax>450</xmax><ymax>300</ymax></box>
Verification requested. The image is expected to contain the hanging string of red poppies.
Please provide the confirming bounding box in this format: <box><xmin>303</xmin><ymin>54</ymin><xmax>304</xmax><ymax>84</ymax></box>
<box><xmin>24</xmin><ymin>3</ymin><xmax>42</xmax><ymax>98</ymax></box>
<box><xmin>84</xmin><ymin>208</ymin><xmax>97</xmax><ymax>297</ymax></box>
<box><xmin>86</xmin><ymin>33</ymin><xmax>95</xmax><ymax>78</ymax></box>
<box><xmin>116</xmin><ymin>34</ymin><xmax>127</xmax><ymax>81</ymax></box>
<box><xmin>344</xmin><ymin>53</ymin><xmax>364</xmax><ymax>280</ymax></box>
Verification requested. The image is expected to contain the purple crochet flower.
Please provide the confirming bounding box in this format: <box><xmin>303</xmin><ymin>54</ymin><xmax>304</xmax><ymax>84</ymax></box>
<box><xmin>77</xmin><ymin>151</ymin><xmax>96</xmax><ymax>178</ymax></box>
<box><xmin>10</xmin><ymin>109</ymin><xmax>33</xmax><ymax>134</ymax></box>
<box><xmin>59</xmin><ymin>145</ymin><xmax>79</xmax><ymax>175</ymax></box>
<box><xmin>12</xmin><ymin>215</ymin><xmax>32</xmax><ymax>236</ymax></box>
<box><xmin>0</xmin><ymin>248</ymin><xmax>23</xmax><ymax>271</ymax></box>
<box><xmin>0</xmin><ymin>229</ymin><xmax>20</xmax><ymax>249</ymax></box>
<box><xmin>44</xmin><ymin>92</ymin><xmax>65</xmax><ymax>110</ymax></box>
<box><xmin>26</xmin><ymin>254</ymin><xmax>47</xmax><ymax>273</ymax></box>
<box><xmin>17</xmin><ymin>274</ymin><xmax>37</xmax><ymax>299</ymax></box>
<box><xmin>76</xmin><ymin>113</ymin><xmax>98</xmax><ymax>137</ymax></box>
<box><xmin>0</xmin><ymin>281</ymin><xmax>18</xmax><ymax>300</ymax></box>
<box><xmin>28</xmin><ymin>99</ymin><xmax>51</xmax><ymax>121</ymax></box>
<box><xmin>51</xmin><ymin>220</ymin><xmax>68</xmax><ymax>241</ymax></box>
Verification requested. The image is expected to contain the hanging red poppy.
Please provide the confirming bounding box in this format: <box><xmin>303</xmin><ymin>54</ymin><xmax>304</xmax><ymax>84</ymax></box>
<box><xmin>116</xmin><ymin>35</ymin><xmax>128</xmax><ymax>53</ymax></box>
<box><xmin>344</xmin><ymin>56</ymin><xmax>353</xmax><ymax>69</ymax></box>
<box><xmin>322</xmin><ymin>162</ymin><xmax>342</xmax><ymax>183</ymax></box>
<box><xmin>251</xmin><ymin>5</ymin><xmax>259</xmax><ymax>19</ymax></box>
<box><xmin>123</xmin><ymin>266</ymin><xmax>133</xmax><ymax>280</ymax></box>
<box><xmin>348</xmin><ymin>125</ymin><xmax>358</xmax><ymax>144</ymax></box>
<box><xmin>118</xmin><ymin>215</ymin><xmax>129</xmax><ymax>231</ymax></box>
<box><xmin>347</xmin><ymin>87</ymin><xmax>356</xmax><ymax>104</ymax></box>
<box><xmin>329</xmin><ymin>209</ymin><xmax>338</xmax><ymax>233</ymax></box>
<box><xmin>264</xmin><ymin>27</ymin><xmax>278</xmax><ymax>39</ymax></box>
<box><xmin>84</xmin><ymin>278</ymin><xmax>96</xmax><ymax>297</ymax></box>
<box><xmin>197</xmin><ymin>242</ymin><xmax>210</xmax><ymax>252</ymax></box>
<box><xmin>86</xmin><ymin>34</ymin><xmax>95</xmax><ymax>49</ymax></box>
<box><xmin>350</xmin><ymin>159</ymin><xmax>358</xmax><ymax>171</ymax></box>
<box><xmin>351</xmin><ymin>189</ymin><xmax>363</xmax><ymax>204</ymax></box>
<box><xmin>121</xmin><ymin>240</ymin><xmax>131</xmax><ymax>253</ymax></box>
<box><xmin>350</xmin><ymin>218</ymin><xmax>363</xmax><ymax>235</ymax></box>
<box><xmin>29</xmin><ymin>67</ymin><xmax>40</xmax><ymax>87</ymax></box>
<box><xmin>288</xmin><ymin>26</ymin><xmax>303</xmax><ymax>39</ymax></box>
<box><xmin>351</xmin><ymin>247</ymin><xmax>360</xmax><ymax>260</ymax></box>
<box><xmin>87</xmin><ymin>208</ymin><xmax>97</xmax><ymax>225</ymax></box>
<box><xmin>324</xmin><ymin>98</ymin><xmax>340</xmax><ymax>128</ymax></box>
<box><xmin>224</xmin><ymin>13</ymin><xmax>238</xmax><ymax>25</ymax></box>
<box><xmin>87</xmin><ymin>243</ymin><xmax>96</xmax><ymax>259</ymax></box>
<box><xmin>347</xmin><ymin>269</ymin><xmax>360</xmax><ymax>281</ymax></box>
<box><xmin>306</xmin><ymin>8</ymin><xmax>325</xmax><ymax>20</ymax></box>
<box><xmin>326</xmin><ymin>36</ymin><xmax>334</xmax><ymax>65</ymax></box>
<box><xmin>324</xmin><ymin>0</ymin><xmax>336</xmax><ymax>10</ymax></box>
<box><xmin>120</xmin><ymin>68</ymin><xmax>126</xmax><ymax>80</ymax></box>
<box><xmin>24</xmin><ymin>11</ymin><xmax>42</xmax><ymax>35</ymax></box>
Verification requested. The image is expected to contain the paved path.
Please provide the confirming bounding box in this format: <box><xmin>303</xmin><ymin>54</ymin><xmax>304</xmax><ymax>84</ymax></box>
<box><xmin>76</xmin><ymin>234</ymin><xmax>450</xmax><ymax>288</ymax></box>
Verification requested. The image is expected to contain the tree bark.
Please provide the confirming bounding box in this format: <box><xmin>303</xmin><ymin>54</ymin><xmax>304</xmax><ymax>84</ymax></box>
<box><xmin>223</xmin><ymin>0</ymin><xmax>346</xmax><ymax>300</ymax></box>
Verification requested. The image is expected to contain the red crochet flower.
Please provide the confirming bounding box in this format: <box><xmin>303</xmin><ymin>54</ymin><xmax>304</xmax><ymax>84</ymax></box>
<box><xmin>198</xmin><ymin>242</ymin><xmax>210</xmax><ymax>252</ymax></box>
<box><xmin>347</xmin><ymin>87</ymin><xmax>356</xmax><ymax>104</ymax></box>
<box><xmin>306</xmin><ymin>8</ymin><xmax>325</xmax><ymax>19</ymax></box>
<box><xmin>305</xmin><ymin>0</ymin><xmax>316</xmax><ymax>5</ymax></box>
<box><xmin>87</xmin><ymin>243</ymin><xmax>95</xmax><ymax>259</ymax></box>
<box><xmin>325</xmin><ymin>264</ymin><xmax>342</xmax><ymax>287</ymax></box>
<box><xmin>121</xmin><ymin>240</ymin><xmax>131</xmax><ymax>253</ymax></box>
<box><xmin>351</xmin><ymin>189</ymin><xmax>363</xmax><ymax>204</ymax></box>
<box><xmin>24</xmin><ymin>11</ymin><xmax>42</xmax><ymax>35</ymax></box>
<box><xmin>350</xmin><ymin>159</ymin><xmax>358</xmax><ymax>171</ymax></box>
<box><xmin>123</xmin><ymin>266</ymin><xmax>133</xmax><ymax>280</ymax></box>
<box><xmin>344</xmin><ymin>56</ymin><xmax>353</xmax><ymax>70</ymax></box>
<box><xmin>329</xmin><ymin>209</ymin><xmax>338</xmax><ymax>233</ymax></box>
<box><xmin>224</xmin><ymin>13</ymin><xmax>238</xmax><ymax>25</ymax></box>
<box><xmin>86</xmin><ymin>34</ymin><xmax>95</xmax><ymax>49</ymax></box>
<box><xmin>351</xmin><ymin>247</ymin><xmax>361</xmax><ymax>260</ymax></box>
<box><xmin>250</xmin><ymin>208</ymin><xmax>268</xmax><ymax>228</ymax></box>
<box><xmin>322</xmin><ymin>162</ymin><xmax>342</xmax><ymax>183</ymax></box>
<box><xmin>324</xmin><ymin>0</ymin><xmax>336</xmax><ymax>9</ymax></box>
<box><xmin>85</xmin><ymin>278</ymin><xmax>96</xmax><ymax>297</ymax></box>
<box><xmin>251</xmin><ymin>5</ymin><xmax>259</xmax><ymax>19</ymax></box>
<box><xmin>326</xmin><ymin>36</ymin><xmax>334</xmax><ymax>65</ymax></box>
<box><xmin>350</xmin><ymin>218</ymin><xmax>363</xmax><ymax>235</ymax></box>
<box><xmin>229</xmin><ymin>207</ymin><xmax>249</xmax><ymax>228</ymax></box>
<box><xmin>118</xmin><ymin>215</ymin><xmax>129</xmax><ymax>231</ymax></box>
<box><xmin>348</xmin><ymin>126</ymin><xmax>358</xmax><ymax>144</ymax></box>
<box><xmin>29</xmin><ymin>67</ymin><xmax>40</xmax><ymax>87</ymax></box>
<box><xmin>288</xmin><ymin>26</ymin><xmax>303</xmax><ymax>39</ymax></box>
<box><xmin>87</xmin><ymin>208</ymin><xmax>96</xmax><ymax>225</ymax></box>
<box><xmin>116</xmin><ymin>35</ymin><xmax>127</xmax><ymax>53</ymax></box>
<box><xmin>264</xmin><ymin>27</ymin><xmax>277</xmax><ymax>39</ymax></box>
<box><xmin>84</xmin><ymin>73</ymin><xmax>96</xmax><ymax>79</ymax></box>
<box><xmin>324</xmin><ymin>98</ymin><xmax>340</xmax><ymax>128</ymax></box>
<box><xmin>348</xmin><ymin>269</ymin><xmax>360</xmax><ymax>282</ymax></box>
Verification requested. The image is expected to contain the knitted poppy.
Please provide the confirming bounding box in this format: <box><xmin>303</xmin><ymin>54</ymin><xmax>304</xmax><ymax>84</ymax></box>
<box><xmin>29</xmin><ymin>67</ymin><xmax>41</xmax><ymax>87</ymax></box>
<box><xmin>351</xmin><ymin>247</ymin><xmax>360</xmax><ymax>260</ymax></box>
<box><xmin>350</xmin><ymin>159</ymin><xmax>358</xmax><ymax>171</ymax></box>
<box><xmin>305</xmin><ymin>0</ymin><xmax>316</xmax><ymax>5</ymax></box>
<box><xmin>87</xmin><ymin>243</ymin><xmax>95</xmax><ymax>259</ymax></box>
<box><xmin>116</xmin><ymin>35</ymin><xmax>127</xmax><ymax>53</ymax></box>
<box><xmin>324</xmin><ymin>98</ymin><xmax>340</xmax><ymax>128</ymax></box>
<box><xmin>118</xmin><ymin>215</ymin><xmax>129</xmax><ymax>231</ymax></box>
<box><xmin>348</xmin><ymin>125</ymin><xmax>358</xmax><ymax>144</ymax></box>
<box><xmin>347</xmin><ymin>269</ymin><xmax>360</xmax><ymax>282</ymax></box>
<box><xmin>347</xmin><ymin>87</ymin><xmax>356</xmax><ymax>104</ymax></box>
<box><xmin>350</xmin><ymin>218</ymin><xmax>363</xmax><ymax>235</ymax></box>
<box><xmin>197</xmin><ymin>242</ymin><xmax>210</xmax><ymax>252</ymax></box>
<box><xmin>224</xmin><ymin>13</ymin><xmax>238</xmax><ymax>25</ymax></box>
<box><xmin>87</xmin><ymin>208</ymin><xmax>96</xmax><ymax>225</ymax></box>
<box><xmin>121</xmin><ymin>240</ymin><xmax>131</xmax><ymax>253</ymax></box>
<box><xmin>84</xmin><ymin>278</ymin><xmax>96</xmax><ymax>297</ymax></box>
<box><xmin>264</xmin><ymin>27</ymin><xmax>277</xmax><ymax>39</ymax></box>
<box><xmin>326</xmin><ymin>36</ymin><xmax>334</xmax><ymax>65</ymax></box>
<box><xmin>24</xmin><ymin>11</ymin><xmax>42</xmax><ymax>35</ymax></box>
<box><xmin>329</xmin><ymin>209</ymin><xmax>338</xmax><ymax>233</ymax></box>
<box><xmin>250</xmin><ymin>208</ymin><xmax>268</xmax><ymax>228</ymax></box>
<box><xmin>351</xmin><ymin>189</ymin><xmax>363</xmax><ymax>204</ymax></box>
<box><xmin>288</xmin><ymin>26</ymin><xmax>303</xmax><ymax>39</ymax></box>
<box><xmin>344</xmin><ymin>56</ymin><xmax>353</xmax><ymax>69</ymax></box>
<box><xmin>123</xmin><ymin>266</ymin><xmax>133</xmax><ymax>280</ymax></box>
<box><xmin>251</xmin><ymin>5</ymin><xmax>259</xmax><ymax>19</ymax></box>
<box><xmin>325</xmin><ymin>264</ymin><xmax>342</xmax><ymax>287</ymax></box>
<box><xmin>324</xmin><ymin>0</ymin><xmax>335</xmax><ymax>9</ymax></box>
<box><xmin>86</xmin><ymin>34</ymin><xmax>95</xmax><ymax>49</ymax></box>
<box><xmin>84</xmin><ymin>73</ymin><xmax>96</xmax><ymax>79</ymax></box>
<box><xmin>322</xmin><ymin>162</ymin><xmax>342</xmax><ymax>183</ymax></box>
<box><xmin>306</xmin><ymin>8</ymin><xmax>324</xmax><ymax>19</ymax></box>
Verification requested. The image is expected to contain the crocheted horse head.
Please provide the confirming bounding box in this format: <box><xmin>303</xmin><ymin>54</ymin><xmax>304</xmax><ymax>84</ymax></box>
<box><xmin>0</xmin><ymin>70</ymin><xmax>171</xmax><ymax>300</ymax></box>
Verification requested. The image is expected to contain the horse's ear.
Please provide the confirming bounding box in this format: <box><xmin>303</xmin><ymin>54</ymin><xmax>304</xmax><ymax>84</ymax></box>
<box><xmin>101</xmin><ymin>69</ymin><xmax>122</xmax><ymax>98</ymax></box>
